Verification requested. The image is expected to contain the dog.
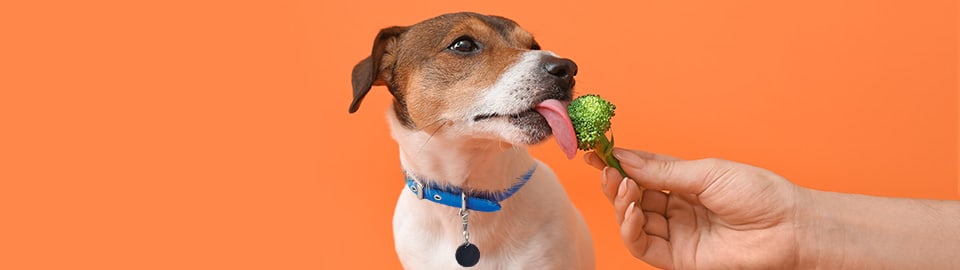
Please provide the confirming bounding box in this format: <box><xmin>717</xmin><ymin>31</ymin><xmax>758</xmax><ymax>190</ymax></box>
<box><xmin>349</xmin><ymin>12</ymin><xmax>595</xmax><ymax>269</ymax></box>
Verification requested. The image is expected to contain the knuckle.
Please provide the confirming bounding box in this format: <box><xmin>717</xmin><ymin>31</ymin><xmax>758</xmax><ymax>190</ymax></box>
<box><xmin>654</xmin><ymin>160</ymin><xmax>675</xmax><ymax>178</ymax></box>
<box><xmin>626</xmin><ymin>240</ymin><xmax>646</xmax><ymax>259</ymax></box>
<box><xmin>699</xmin><ymin>157</ymin><xmax>727</xmax><ymax>168</ymax></box>
<box><xmin>696</xmin><ymin>158</ymin><xmax>734</xmax><ymax>194</ymax></box>
<box><xmin>646</xmin><ymin>161</ymin><xmax>674</xmax><ymax>189</ymax></box>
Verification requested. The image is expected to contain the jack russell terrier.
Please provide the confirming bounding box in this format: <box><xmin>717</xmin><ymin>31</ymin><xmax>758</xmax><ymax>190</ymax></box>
<box><xmin>349</xmin><ymin>12</ymin><xmax>594</xmax><ymax>269</ymax></box>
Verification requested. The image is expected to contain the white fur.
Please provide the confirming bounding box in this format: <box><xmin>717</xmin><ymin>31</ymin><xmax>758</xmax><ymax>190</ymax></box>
<box><xmin>467</xmin><ymin>51</ymin><xmax>562</xmax><ymax>144</ymax></box>
<box><xmin>388</xmin><ymin>51</ymin><xmax>595</xmax><ymax>269</ymax></box>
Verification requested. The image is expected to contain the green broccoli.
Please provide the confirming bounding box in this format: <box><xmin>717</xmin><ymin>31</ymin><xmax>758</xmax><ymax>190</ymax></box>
<box><xmin>568</xmin><ymin>94</ymin><xmax>625</xmax><ymax>176</ymax></box>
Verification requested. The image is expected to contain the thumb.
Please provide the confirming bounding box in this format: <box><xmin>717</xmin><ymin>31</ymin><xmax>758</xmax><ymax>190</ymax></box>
<box><xmin>613</xmin><ymin>149</ymin><xmax>729</xmax><ymax>195</ymax></box>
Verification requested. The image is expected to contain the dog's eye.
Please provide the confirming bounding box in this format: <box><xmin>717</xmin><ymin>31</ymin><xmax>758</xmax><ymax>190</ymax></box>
<box><xmin>448</xmin><ymin>37</ymin><xmax>480</xmax><ymax>54</ymax></box>
<box><xmin>530</xmin><ymin>41</ymin><xmax>541</xmax><ymax>50</ymax></box>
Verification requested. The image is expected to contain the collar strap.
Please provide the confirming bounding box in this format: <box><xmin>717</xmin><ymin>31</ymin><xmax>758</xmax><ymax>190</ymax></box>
<box><xmin>404</xmin><ymin>164</ymin><xmax>537</xmax><ymax>212</ymax></box>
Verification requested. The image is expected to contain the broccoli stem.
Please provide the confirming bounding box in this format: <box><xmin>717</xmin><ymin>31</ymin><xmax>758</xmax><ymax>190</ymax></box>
<box><xmin>597</xmin><ymin>134</ymin><xmax>642</xmax><ymax>201</ymax></box>
<box><xmin>596</xmin><ymin>133</ymin><xmax>626</xmax><ymax>176</ymax></box>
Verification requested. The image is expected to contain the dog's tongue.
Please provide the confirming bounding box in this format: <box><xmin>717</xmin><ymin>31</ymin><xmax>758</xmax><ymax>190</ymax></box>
<box><xmin>535</xmin><ymin>99</ymin><xmax>577</xmax><ymax>159</ymax></box>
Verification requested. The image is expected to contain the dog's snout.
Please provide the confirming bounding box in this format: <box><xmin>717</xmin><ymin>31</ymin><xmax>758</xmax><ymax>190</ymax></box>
<box><xmin>543</xmin><ymin>57</ymin><xmax>578</xmax><ymax>80</ymax></box>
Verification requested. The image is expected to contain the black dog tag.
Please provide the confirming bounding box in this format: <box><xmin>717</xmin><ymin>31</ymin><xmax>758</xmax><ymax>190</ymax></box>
<box><xmin>455</xmin><ymin>243</ymin><xmax>480</xmax><ymax>267</ymax></box>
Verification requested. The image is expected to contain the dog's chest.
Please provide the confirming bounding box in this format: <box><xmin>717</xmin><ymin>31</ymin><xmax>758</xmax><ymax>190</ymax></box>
<box><xmin>391</xmin><ymin>185</ymin><xmax>581</xmax><ymax>269</ymax></box>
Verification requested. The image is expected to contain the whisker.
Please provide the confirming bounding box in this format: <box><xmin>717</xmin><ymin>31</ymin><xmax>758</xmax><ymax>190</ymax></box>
<box><xmin>396</xmin><ymin>118</ymin><xmax>446</xmax><ymax>140</ymax></box>
<box><xmin>413</xmin><ymin>121</ymin><xmax>448</xmax><ymax>160</ymax></box>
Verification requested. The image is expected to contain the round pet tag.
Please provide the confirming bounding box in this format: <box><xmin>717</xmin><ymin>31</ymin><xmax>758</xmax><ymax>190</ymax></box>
<box><xmin>455</xmin><ymin>243</ymin><xmax>480</xmax><ymax>267</ymax></box>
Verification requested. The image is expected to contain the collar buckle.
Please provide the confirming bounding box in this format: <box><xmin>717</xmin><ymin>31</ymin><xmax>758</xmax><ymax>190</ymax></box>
<box><xmin>411</xmin><ymin>179</ymin><xmax>425</xmax><ymax>200</ymax></box>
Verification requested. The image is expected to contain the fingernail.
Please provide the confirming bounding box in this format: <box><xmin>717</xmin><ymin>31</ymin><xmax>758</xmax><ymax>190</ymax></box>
<box><xmin>617</xmin><ymin>177</ymin><xmax>628</xmax><ymax>198</ymax></box>
<box><xmin>613</xmin><ymin>148</ymin><xmax>640</xmax><ymax>165</ymax></box>
<box><xmin>604</xmin><ymin>165</ymin><xmax>622</xmax><ymax>184</ymax></box>
<box><xmin>625</xmin><ymin>201</ymin><xmax>636</xmax><ymax>220</ymax></box>
<box><xmin>601</xmin><ymin>167</ymin><xmax>610</xmax><ymax>187</ymax></box>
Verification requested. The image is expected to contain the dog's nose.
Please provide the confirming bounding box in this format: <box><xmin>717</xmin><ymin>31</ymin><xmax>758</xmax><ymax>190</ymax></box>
<box><xmin>543</xmin><ymin>57</ymin><xmax>578</xmax><ymax>80</ymax></box>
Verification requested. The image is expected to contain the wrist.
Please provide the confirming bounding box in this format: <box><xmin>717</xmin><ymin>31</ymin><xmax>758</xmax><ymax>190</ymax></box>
<box><xmin>794</xmin><ymin>186</ymin><xmax>960</xmax><ymax>269</ymax></box>
<box><xmin>794</xmin><ymin>188</ymin><xmax>845</xmax><ymax>269</ymax></box>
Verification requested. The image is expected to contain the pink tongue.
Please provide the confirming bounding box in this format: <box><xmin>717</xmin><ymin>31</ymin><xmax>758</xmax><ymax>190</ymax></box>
<box><xmin>535</xmin><ymin>99</ymin><xmax>577</xmax><ymax>160</ymax></box>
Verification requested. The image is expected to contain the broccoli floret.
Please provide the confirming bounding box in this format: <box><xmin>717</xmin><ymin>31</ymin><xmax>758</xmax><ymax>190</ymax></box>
<box><xmin>569</xmin><ymin>94</ymin><xmax>616</xmax><ymax>150</ymax></box>
<box><xmin>568</xmin><ymin>94</ymin><xmax>625</xmax><ymax>175</ymax></box>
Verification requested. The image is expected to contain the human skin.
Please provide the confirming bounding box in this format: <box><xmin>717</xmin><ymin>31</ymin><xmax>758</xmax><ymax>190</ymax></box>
<box><xmin>584</xmin><ymin>148</ymin><xmax>960</xmax><ymax>269</ymax></box>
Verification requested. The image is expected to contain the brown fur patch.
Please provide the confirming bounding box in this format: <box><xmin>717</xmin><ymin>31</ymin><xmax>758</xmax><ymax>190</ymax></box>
<box><xmin>351</xmin><ymin>13</ymin><xmax>543</xmax><ymax>131</ymax></box>
<box><xmin>391</xmin><ymin>13</ymin><xmax>539</xmax><ymax>131</ymax></box>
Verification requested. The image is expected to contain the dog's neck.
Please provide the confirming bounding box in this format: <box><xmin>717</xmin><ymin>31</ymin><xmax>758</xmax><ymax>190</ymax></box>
<box><xmin>388</xmin><ymin>110</ymin><xmax>536</xmax><ymax>192</ymax></box>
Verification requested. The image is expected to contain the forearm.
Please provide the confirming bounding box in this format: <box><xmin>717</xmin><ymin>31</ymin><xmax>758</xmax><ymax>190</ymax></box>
<box><xmin>797</xmin><ymin>189</ymin><xmax>960</xmax><ymax>269</ymax></box>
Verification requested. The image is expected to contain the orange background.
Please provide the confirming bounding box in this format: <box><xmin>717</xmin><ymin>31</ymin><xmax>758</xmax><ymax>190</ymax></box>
<box><xmin>1</xmin><ymin>0</ymin><xmax>957</xmax><ymax>269</ymax></box>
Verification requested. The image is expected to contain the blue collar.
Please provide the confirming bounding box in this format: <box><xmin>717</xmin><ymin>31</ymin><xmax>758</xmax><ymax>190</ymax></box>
<box><xmin>404</xmin><ymin>164</ymin><xmax>537</xmax><ymax>212</ymax></box>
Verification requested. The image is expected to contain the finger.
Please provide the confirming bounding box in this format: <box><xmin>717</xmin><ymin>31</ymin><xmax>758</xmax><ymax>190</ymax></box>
<box><xmin>583</xmin><ymin>151</ymin><xmax>606</xmax><ymax>170</ymax></box>
<box><xmin>663</xmin><ymin>197</ymin><xmax>697</xmax><ymax>246</ymax></box>
<box><xmin>614</xmin><ymin>149</ymin><xmax>730</xmax><ymax>195</ymax></box>
<box><xmin>614</xmin><ymin>177</ymin><xmax>643</xmax><ymax>224</ymax></box>
<box><xmin>613</xmin><ymin>147</ymin><xmax>682</xmax><ymax>161</ymax></box>
<box><xmin>601</xmin><ymin>166</ymin><xmax>624</xmax><ymax>204</ymax></box>
<box><xmin>621</xmin><ymin>202</ymin><xmax>674</xmax><ymax>269</ymax></box>
<box><xmin>640</xmin><ymin>189</ymin><xmax>669</xmax><ymax>215</ymax></box>
<box><xmin>642</xmin><ymin>211</ymin><xmax>669</xmax><ymax>240</ymax></box>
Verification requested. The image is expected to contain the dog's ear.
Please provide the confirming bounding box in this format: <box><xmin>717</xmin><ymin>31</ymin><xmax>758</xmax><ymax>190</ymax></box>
<box><xmin>350</xmin><ymin>26</ymin><xmax>407</xmax><ymax>113</ymax></box>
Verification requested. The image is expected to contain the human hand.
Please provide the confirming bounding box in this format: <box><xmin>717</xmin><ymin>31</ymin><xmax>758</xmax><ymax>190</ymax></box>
<box><xmin>585</xmin><ymin>148</ymin><xmax>807</xmax><ymax>269</ymax></box>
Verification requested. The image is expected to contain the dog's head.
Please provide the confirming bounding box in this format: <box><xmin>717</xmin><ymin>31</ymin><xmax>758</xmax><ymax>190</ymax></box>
<box><xmin>350</xmin><ymin>12</ymin><xmax>577</xmax><ymax>147</ymax></box>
